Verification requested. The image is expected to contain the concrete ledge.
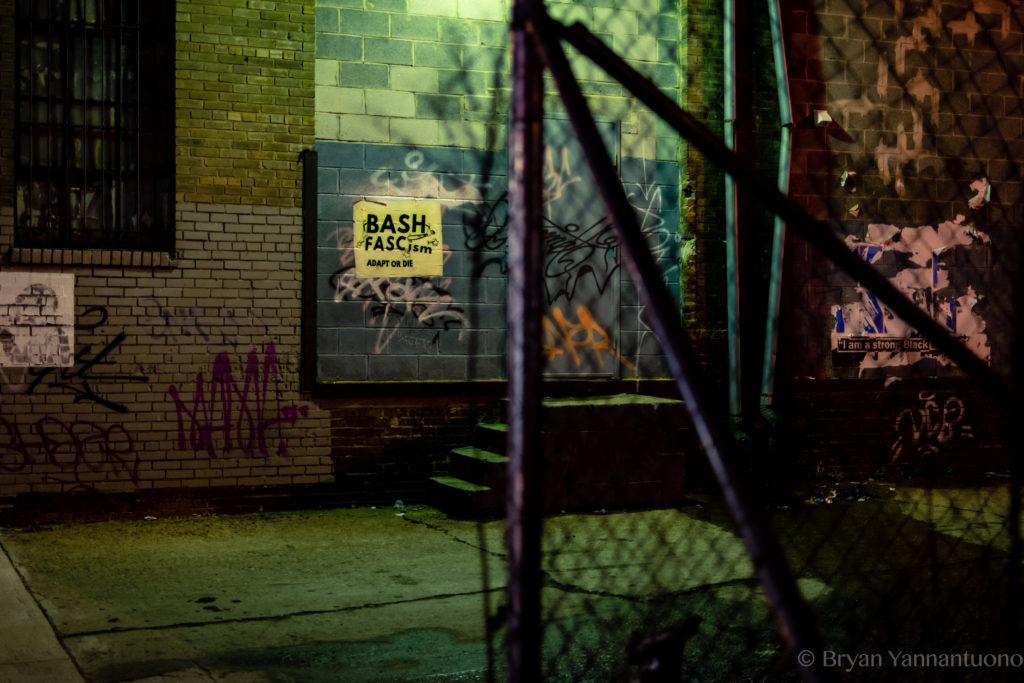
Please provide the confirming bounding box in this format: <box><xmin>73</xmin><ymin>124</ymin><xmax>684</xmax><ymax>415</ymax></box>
<box><xmin>6</xmin><ymin>248</ymin><xmax>175</xmax><ymax>269</ymax></box>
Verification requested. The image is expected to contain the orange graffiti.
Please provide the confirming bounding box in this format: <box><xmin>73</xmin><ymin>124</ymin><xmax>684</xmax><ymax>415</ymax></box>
<box><xmin>542</xmin><ymin>306</ymin><xmax>635</xmax><ymax>371</ymax></box>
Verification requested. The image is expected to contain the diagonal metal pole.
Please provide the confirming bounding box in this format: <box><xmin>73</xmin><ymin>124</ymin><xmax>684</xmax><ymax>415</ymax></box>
<box><xmin>505</xmin><ymin>1</ymin><xmax>545</xmax><ymax>681</ymax></box>
<box><xmin>525</xmin><ymin>7</ymin><xmax>827</xmax><ymax>681</ymax></box>
<box><xmin>558</xmin><ymin>19</ymin><xmax>1015</xmax><ymax>409</ymax></box>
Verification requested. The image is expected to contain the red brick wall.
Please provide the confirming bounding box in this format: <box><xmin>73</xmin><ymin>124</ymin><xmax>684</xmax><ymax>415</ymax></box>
<box><xmin>325</xmin><ymin>396</ymin><xmax>501</xmax><ymax>502</ymax></box>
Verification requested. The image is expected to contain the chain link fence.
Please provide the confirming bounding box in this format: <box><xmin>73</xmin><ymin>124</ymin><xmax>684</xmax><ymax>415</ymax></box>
<box><xmin>505</xmin><ymin>1</ymin><xmax>1023</xmax><ymax>680</ymax></box>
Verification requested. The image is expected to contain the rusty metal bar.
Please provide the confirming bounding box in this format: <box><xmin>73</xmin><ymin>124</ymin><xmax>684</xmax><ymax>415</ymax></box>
<box><xmin>558</xmin><ymin>18</ymin><xmax>1015</xmax><ymax>409</ymax></box>
<box><xmin>526</xmin><ymin>8</ymin><xmax>827</xmax><ymax>681</ymax></box>
<box><xmin>505</xmin><ymin>0</ymin><xmax>546</xmax><ymax>680</ymax></box>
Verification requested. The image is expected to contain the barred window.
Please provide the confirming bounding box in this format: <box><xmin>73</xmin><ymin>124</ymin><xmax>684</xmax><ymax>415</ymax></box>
<box><xmin>15</xmin><ymin>0</ymin><xmax>174</xmax><ymax>251</ymax></box>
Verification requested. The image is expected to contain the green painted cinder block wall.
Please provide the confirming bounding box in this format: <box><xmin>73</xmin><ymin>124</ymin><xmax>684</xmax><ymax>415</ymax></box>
<box><xmin>315</xmin><ymin>0</ymin><xmax>685</xmax><ymax>161</ymax></box>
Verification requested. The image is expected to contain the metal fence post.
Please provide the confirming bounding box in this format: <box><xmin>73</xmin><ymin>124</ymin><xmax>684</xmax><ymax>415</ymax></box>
<box><xmin>506</xmin><ymin>1</ymin><xmax>545</xmax><ymax>680</ymax></box>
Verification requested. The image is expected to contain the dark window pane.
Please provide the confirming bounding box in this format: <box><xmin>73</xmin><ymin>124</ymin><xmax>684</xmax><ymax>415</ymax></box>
<box><xmin>14</xmin><ymin>0</ymin><xmax>174</xmax><ymax>251</ymax></box>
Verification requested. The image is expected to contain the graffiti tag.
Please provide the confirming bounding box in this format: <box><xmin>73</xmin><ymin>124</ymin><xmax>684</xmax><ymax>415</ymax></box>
<box><xmin>0</xmin><ymin>416</ymin><xmax>138</xmax><ymax>491</ymax></box>
<box><xmin>542</xmin><ymin>305</ymin><xmax>635</xmax><ymax>371</ymax></box>
<box><xmin>168</xmin><ymin>345</ymin><xmax>309</xmax><ymax>459</ymax></box>
<box><xmin>23</xmin><ymin>306</ymin><xmax>149</xmax><ymax>413</ymax></box>
<box><xmin>890</xmin><ymin>391</ymin><xmax>973</xmax><ymax>464</ymax></box>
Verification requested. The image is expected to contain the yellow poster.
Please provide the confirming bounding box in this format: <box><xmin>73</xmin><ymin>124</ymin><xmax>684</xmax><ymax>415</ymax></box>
<box><xmin>353</xmin><ymin>199</ymin><xmax>443</xmax><ymax>277</ymax></box>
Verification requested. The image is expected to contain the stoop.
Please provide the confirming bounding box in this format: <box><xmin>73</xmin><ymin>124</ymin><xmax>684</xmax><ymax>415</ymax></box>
<box><xmin>429</xmin><ymin>395</ymin><xmax>691</xmax><ymax>516</ymax></box>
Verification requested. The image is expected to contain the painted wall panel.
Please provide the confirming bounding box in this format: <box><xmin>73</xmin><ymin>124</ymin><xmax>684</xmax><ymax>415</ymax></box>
<box><xmin>315</xmin><ymin>138</ymin><xmax>681</xmax><ymax>383</ymax></box>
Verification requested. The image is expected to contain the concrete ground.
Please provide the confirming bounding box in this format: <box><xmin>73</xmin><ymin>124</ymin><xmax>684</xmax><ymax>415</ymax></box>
<box><xmin>0</xmin><ymin>480</ymin><xmax>1018</xmax><ymax>682</ymax></box>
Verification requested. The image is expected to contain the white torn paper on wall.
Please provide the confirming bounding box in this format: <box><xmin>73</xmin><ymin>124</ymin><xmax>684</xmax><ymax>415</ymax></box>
<box><xmin>0</xmin><ymin>272</ymin><xmax>75</xmax><ymax>367</ymax></box>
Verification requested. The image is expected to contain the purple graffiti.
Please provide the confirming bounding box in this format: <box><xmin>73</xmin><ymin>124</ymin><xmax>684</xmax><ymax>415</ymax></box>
<box><xmin>143</xmin><ymin>297</ymin><xmax>246</xmax><ymax>347</ymax></box>
<box><xmin>0</xmin><ymin>416</ymin><xmax>138</xmax><ymax>491</ymax></box>
<box><xmin>168</xmin><ymin>345</ymin><xmax>309</xmax><ymax>458</ymax></box>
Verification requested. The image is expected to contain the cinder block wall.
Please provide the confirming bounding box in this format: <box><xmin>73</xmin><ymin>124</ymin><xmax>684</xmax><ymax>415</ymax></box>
<box><xmin>312</xmin><ymin>0</ymin><xmax>691</xmax><ymax>494</ymax></box>
<box><xmin>0</xmin><ymin>0</ymin><xmax>334</xmax><ymax>503</ymax></box>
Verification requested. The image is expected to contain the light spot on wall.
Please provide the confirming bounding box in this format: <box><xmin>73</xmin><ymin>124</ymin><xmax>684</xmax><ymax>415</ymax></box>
<box><xmin>948</xmin><ymin>11</ymin><xmax>981</xmax><ymax>46</ymax></box>
<box><xmin>906</xmin><ymin>70</ymin><xmax>940</xmax><ymax>126</ymax></box>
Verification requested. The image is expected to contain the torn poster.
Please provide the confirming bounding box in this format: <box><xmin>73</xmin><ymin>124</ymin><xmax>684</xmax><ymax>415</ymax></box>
<box><xmin>0</xmin><ymin>272</ymin><xmax>74</xmax><ymax>367</ymax></box>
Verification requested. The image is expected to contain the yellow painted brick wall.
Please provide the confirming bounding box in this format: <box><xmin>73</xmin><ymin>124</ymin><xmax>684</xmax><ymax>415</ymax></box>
<box><xmin>176</xmin><ymin>0</ymin><xmax>315</xmax><ymax>207</ymax></box>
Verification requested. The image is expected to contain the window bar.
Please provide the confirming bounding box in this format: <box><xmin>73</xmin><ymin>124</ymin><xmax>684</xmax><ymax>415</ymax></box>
<box><xmin>134</xmin><ymin>0</ymin><xmax>142</xmax><ymax>249</ymax></box>
<box><xmin>101</xmin><ymin>17</ymin><xmax>108</xmax><ymax>246</ymax></box>
<box><xmin>15</xmin><ymin>5</ymin><xmax>24</xmax><ymax>241</ymax></box>
<box><xmin>17</xmin><ymin>5</ymin><xmax>26</xmax><ymax>241</ymax></box>
<box><xmin>32</xmin><ymin>3</ymin><xmax>40</xmax><ymax>241</ymax></box>
<box><xmin>113</xmin><ymin>22</ymin><xmax>121</xmax><ymax>247</ymax></box>
<box><xmin>72</xmin><ymin>0</ymin><xmax>80</xmax><ymax>246</ymax></box>
<box><xmin>70</xmin><ymin>6</ymin><xmax>75</xmax><ymax>245</ymax></box>
<box><xmin>122</xmin><ymin>15</ymin><xmax>129</xmax><ymax>247</ymax></box>
<box><xmin>99</xmin><ymin>19</ymin><xmax>107</xmax><ymax>245</ymax></box>
<box><xmin>136</xmin><ymin>1</ymin><xmax>144</xmax><ymax>249</ymax></box>
<box><xmin>61</xmin><ymin>0</ymin><xmax>71</xmax><ymax>246</ymax></box>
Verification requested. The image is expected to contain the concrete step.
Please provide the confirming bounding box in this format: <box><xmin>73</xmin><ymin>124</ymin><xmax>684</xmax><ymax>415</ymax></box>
<box><xmin>427</xmin><ymin>476</ymin><xmax>503</xmax><ymax>517</ymax></box>
<box><xmin>449</xmin><ymin>447</ymin><xmax>508</xmax><ymax>491</ymax></box>
<box><xmin>474</xmin><ymin>422</ymin><xmax>508</xmax><ymax>456</ymax></box>
<box><xmin>430</xmin><ymin>395</ymin><xmax>691</xmax><ymax>517</ymax></box>
<box><xmin>498</xmin><ymin>394</ymin><xmax>687</xmax><ymax>429</ymax></box>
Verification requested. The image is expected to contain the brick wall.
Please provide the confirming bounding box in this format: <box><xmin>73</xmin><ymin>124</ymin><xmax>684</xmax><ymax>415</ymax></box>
<box><xmin>315</xmin><ymin>0</ymin><xmax>508</xmax><ymax>150</ymax></box>
<box><xmin>0</xmin><ymin>1</ymin><xmax>334</xmax><ymax>505</ymax></box>
<box><xmin>777</xmin><ymin>1</ymin><xmax>1021</xmax><ymax>473</ymax></box>
<box><xmin>176</xmin><ymin>0</ymin><xmax>315</xmax><ymax>206</ymax></box>
<box><xmin>681</xmin><ymin>0</ymin><xmax>728</xmax><ymax>397</ymax></box>
<box><xmin>0</xmin><ymin>201</ymin><xmax>333</xmax><ymax>499</ymax></box>
<box><xmin>314</xmin><ymin>140</ymin><xmax>682</xmax><ymax>382</ymax></box>
<box><xmin>784</xmin><ymin>381</ymin><xmax>1011</xmax><ymax>478</ymax></box>
<box><xmin>315</xmin><ymin>0</ymin><xmax>681</xmax><ymax>159</ymax></box>
<box><xmin>325</xmin><ymin>395</ymin><xmax>501</xmax><ymax>502</ymax></box>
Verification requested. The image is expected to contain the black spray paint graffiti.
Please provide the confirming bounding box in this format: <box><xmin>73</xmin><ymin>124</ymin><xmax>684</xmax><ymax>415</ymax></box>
<box><xmin>460</xmin><ymin>192</ymin><xmax>622</xmax><ymax>304</ymax></box>
<box><xmin>330</xmin><ymin>226</ymin><xmax>467</xmax><ymax>353</ymax></box>
<box><xmin>168</xmin><ymin>345</ymin><xmax>309</xmax><ymax>458</ymax></box>
<box><xmin>459</xmin><ymin>156</ymin><xmax>674</xmax><ymax>307</ymax></box>
<box><xmin>0</xmin><ymin>415</ymin><xmax>138</xmax><ymax>491</ymax></box>
<box><xmin>460</xmin><ymin>191</ymin><xmax>510</xmax><ymax>279</ymax></box>
<box><xmin>143</xmin><ymin>297</ymin><xmax>248</xmax><ymax>347</ymax></box>
<box><xmin>543</xmin><ymin>215</ymin><xmax>618</xmax><ymax>304</ymax></box>
<box><xmin>890</xmin><ymin>391</ymin><xmax>973</xmax><ymax>464</ymax></box>
<box><xmin>21</xmin><ymin>306</ymin><xmax>149</xmax><ymax>414</ymax></box>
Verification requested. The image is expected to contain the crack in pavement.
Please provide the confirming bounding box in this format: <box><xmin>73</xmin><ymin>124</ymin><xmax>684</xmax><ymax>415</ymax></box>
<box><xmin>400</xmin><ymin>513</ymin><xmax>507</xmax><ymax>560</ymax></box>
<box><xmin>59</xmin><ymin>587</ymin><xmax>506</xmax><ymax>640</ymax></box>
<box><xmin>400</xmin><ymin>513</ymin><xmax>748</xmax><ymax>606</ymax></box>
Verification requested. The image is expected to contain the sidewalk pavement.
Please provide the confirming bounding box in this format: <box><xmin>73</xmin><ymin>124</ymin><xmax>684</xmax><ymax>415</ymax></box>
<box><xmin>0</xmin><ymin>485</ymin><xmax>1014</xmax><ymax>682</ymax></box>
<box><xmin>0</xmin><ymin>544</ymin><xmax>84</xmax><ymax>683</ymax></box>
<box><xmin>0</xmin><ymin>505</ymin><xmax>511</xmax><ymax>683</ymax></box>
<box><xmin>0</xmin><ymin>503</ymin><xmax>757</xmax><ymax>682</ymax></box>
